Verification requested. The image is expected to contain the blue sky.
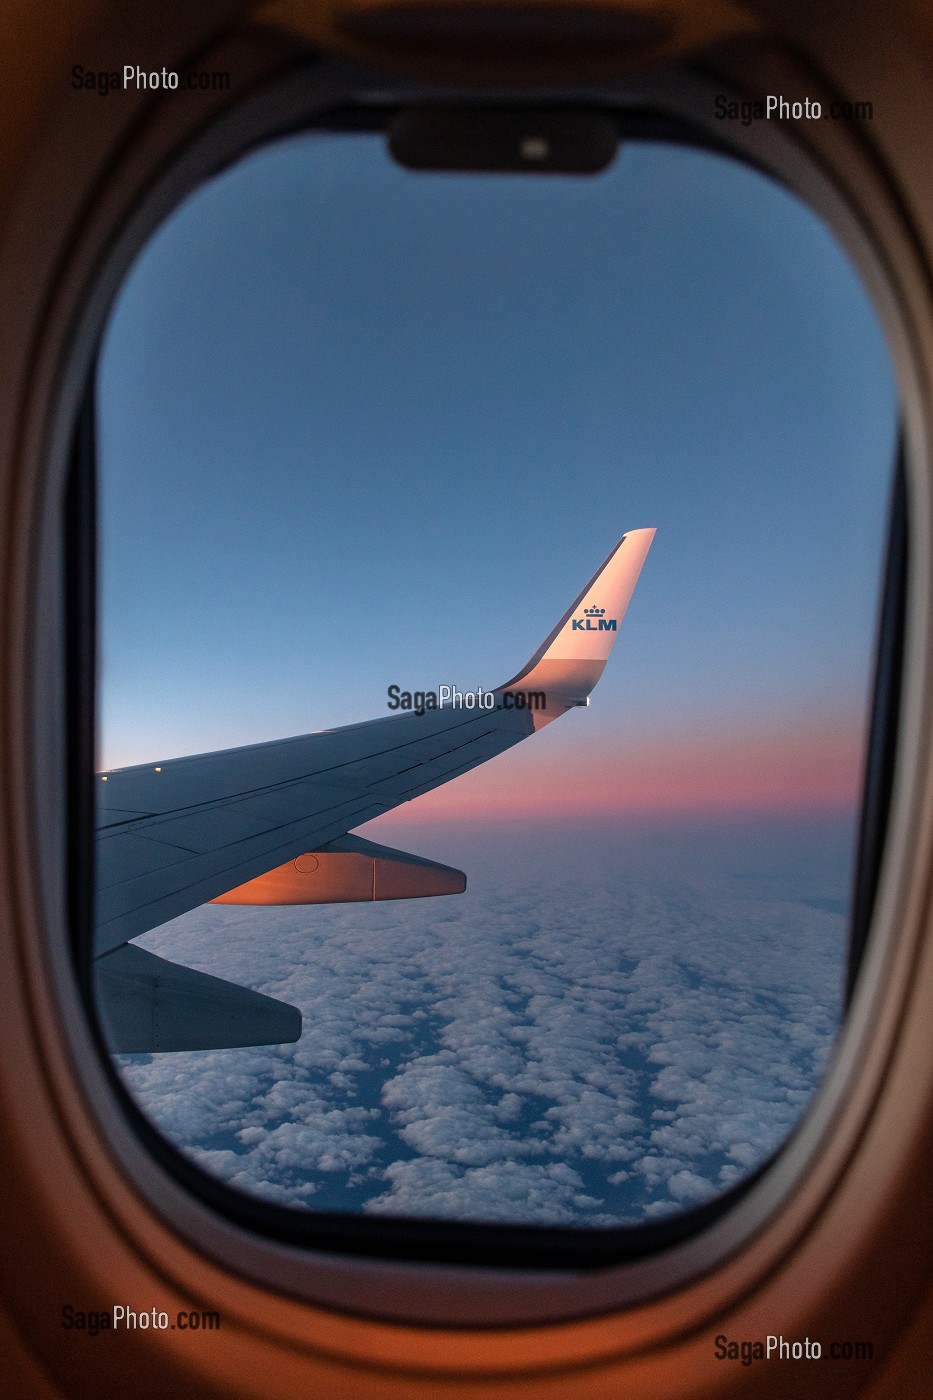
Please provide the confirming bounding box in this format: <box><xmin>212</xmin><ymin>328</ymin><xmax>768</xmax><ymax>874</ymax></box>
<box><xmin>97</xmin><ymin>130</ymin><xmax>897</xmax><ymax>821</ymax></box>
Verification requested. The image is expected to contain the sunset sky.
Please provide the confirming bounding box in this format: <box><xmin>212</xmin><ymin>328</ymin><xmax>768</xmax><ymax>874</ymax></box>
<box><xmin>97</xmin><ymin>129</ymin><xmax>897</xmax><ymax>831</ymax></box>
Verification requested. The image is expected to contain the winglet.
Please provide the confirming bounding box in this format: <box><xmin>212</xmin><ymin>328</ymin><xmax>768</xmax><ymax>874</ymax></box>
<box><xmin>498</xmin><ymin>528</ymin><xmax>655</xmax><ymax>727</ymax></box>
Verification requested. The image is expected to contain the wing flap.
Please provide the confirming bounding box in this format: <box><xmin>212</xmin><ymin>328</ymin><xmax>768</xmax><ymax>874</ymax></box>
<box><xmin>211</xmin><ymin>834</ymin><xmax>466</xmax><ymax>905</ymax></box>
<box><xmin>95</xmin><ymin>944</ymin><xmax>301</xmax><ymax>1052</ymax></box>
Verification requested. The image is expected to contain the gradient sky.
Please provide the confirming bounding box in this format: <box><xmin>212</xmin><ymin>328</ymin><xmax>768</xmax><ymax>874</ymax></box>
<box><xmin>97</xmin><ymin>130</ymin><xmax>898</xmax><ymax>832</ymax></box>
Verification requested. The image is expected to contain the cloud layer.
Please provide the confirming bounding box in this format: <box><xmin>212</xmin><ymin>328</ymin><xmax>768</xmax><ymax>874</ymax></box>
<box><xmin>113</xmin><ymin>852</ymin><xmax>848</xmax><ymax>1227</ymax></box>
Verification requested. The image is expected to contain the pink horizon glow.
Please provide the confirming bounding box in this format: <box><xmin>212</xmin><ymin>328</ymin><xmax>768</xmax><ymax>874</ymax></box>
<box><xmin>372</xmin><ymin>717</ymin><xmax>866</xmax><ymax>823</ymax></box>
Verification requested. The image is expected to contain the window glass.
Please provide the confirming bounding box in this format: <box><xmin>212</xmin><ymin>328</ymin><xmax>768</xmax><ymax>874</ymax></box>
<box><xmin>95</xmin><ymin>128</ymin><xmax>897</xmax><ymax>1227</ymax></box>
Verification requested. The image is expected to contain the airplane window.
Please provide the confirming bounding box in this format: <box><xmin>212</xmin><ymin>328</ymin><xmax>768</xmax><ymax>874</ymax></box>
<box><xmin>90</xmin><ymin>117</ymin><xmax>897</xmax><ymax>1250</ymax></box>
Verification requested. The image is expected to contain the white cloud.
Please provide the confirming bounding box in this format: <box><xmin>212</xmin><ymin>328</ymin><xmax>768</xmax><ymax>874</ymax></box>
<box><xmin>112</xmin><ymin>861</ymin><xmax>847</xmax><ymax>1226</ymax></box>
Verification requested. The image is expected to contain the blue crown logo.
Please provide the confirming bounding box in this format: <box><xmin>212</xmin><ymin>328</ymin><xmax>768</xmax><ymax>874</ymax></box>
<box><xmin>583</xmin><ymin>606</ymin><xmax>605</xmax><ymax>617</ymax></box>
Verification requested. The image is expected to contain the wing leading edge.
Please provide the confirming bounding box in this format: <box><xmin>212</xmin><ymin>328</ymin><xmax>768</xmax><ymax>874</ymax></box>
<box><xmin>94</xmin><ymin>528</ymin><xmax>654</xmax><ymax>1051</ymax></box>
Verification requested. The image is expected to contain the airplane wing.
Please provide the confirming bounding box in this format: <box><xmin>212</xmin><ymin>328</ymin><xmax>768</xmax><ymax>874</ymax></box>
<box><xmin>94</xmin><ymin>527</ymin><xmax>655</xmax><ymax>1052</ymax></box>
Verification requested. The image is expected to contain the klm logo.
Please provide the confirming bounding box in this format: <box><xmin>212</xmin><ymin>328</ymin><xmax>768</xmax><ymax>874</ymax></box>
<box><xmin>572</xmin><ymin>605</ymin><xmax>617</xmax><ymax>632</ymax></box>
